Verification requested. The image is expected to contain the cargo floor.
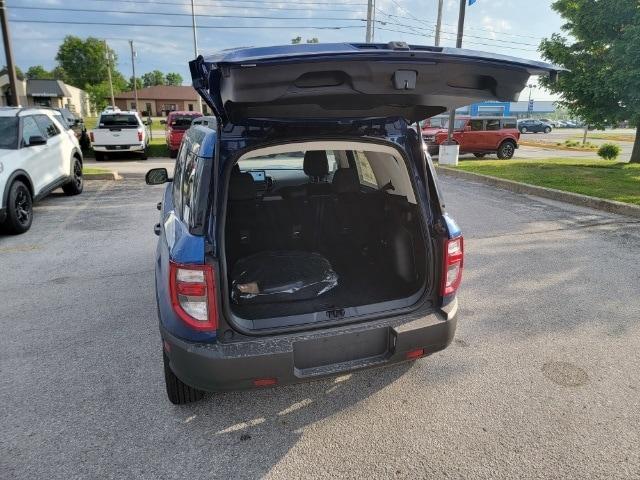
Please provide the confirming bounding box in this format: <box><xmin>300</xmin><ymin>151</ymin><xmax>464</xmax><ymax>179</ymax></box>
<box><xmin>231</xmin><ymin>257</ymin><xmax>417</xmax><ymax>320</ymax></box>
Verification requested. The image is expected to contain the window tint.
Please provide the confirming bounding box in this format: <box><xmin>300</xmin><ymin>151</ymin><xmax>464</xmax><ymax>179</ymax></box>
<box><xmin>181</xmin><ymin>151</ymin><xmax>198</xmax><ymax>224</ymax></box>
<box><xmin>21</xmin><ymin>116</ymin><xmax>42</xmax><ymax>146</ymax></box>
<box><xmin>502</xmin><ymin>118</ymin><xmax>517</xmax><ymax>129</ymax></box>
<box><xmin>353</xmin><ymin>151</ymin><xmax>378</xmax><ymax>187</ymax></box>
<box><xmin>172</xmin><ymin>143</ymin><xmax>187</xmax><ymax>218</ymax></box>
<box><xmin>53</xmin><ymin>114</ymin><xmax>72</xmax><ymax>130</ymax></box>
<box><xmin>485</xmin><ymin>119</ymin><xmax>501</xmax><ymax>131</ymax></box>
<box><xmin>99</xmin><ymin>114</ymin><xmax>139</xmax><ymax>128</ymax></box>
<box><xmin>34</xmin><ymin>114</ymin><xmax>60</xmax><ymax>138</ymax></box>
<box><xmin>0</xmin><ymin>117</ymin><xmax>19</xmax><ymax>149</ymax></box>
<box><xmin>470</xmin><ymin>119</ymin><xmax>484</xmax><ymax>131</ymax></box>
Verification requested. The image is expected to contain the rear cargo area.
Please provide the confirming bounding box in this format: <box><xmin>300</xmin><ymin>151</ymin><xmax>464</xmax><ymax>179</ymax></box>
<box><xmin>224</xmin><ymin>143</ymin><xmax>428</xmax><ymax>322</ymax></box>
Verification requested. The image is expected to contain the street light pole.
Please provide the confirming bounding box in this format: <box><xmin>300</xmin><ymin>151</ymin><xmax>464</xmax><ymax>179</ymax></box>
<box><xmin>104</xmin><ymin>40</ymin><xmax>115</xmax><ymax>108</ymax></box>
<box><xmin>365</xmin><ymin>0</ymin><xmax>373</xmax><ymax>42</ymax></box>
<box><xmin>0</xmin><ymin>0</ymin><xmax>19</xmax><ymax>106</ymax></box>
<box><xmin>191</xmin><ymin>0</ymin><xmax>203</xmax><ymax>113</ymax></box>
<box><xmin>434</xmin><ymin>0</ymin><xmax>444</xmax><ymax>46</ymax></box>
<box><xmin>446</xmin><ymin>0</ymin><xmax>467</xmax><ymax>142</ymax></box>
<box><xmin>129</xmin><ymin>40</ymin><xmax>139</xmax><ymax>113</ymax></box>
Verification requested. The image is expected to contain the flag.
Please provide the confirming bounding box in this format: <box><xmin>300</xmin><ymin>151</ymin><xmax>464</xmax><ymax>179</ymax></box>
<box><xmin>469</xmin><ymin>0</ymin><xmax>477</xmax><ymax>5</ymax></box>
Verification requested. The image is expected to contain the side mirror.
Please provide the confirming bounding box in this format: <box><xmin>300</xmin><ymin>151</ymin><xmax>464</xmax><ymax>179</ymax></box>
<box><xmin>28</xmin><ymin>135</ymin><xmax>47</xmax><ymax>146</ymax></box>
<box><xmin>160</xmin><ymin>119</ymin><xmax>167</xmax><ymax>125</ymax></box>
<box><xmin>146</xmin><ymin>168</ymin><xmax>171</xmax><ymax>185</ymax></box>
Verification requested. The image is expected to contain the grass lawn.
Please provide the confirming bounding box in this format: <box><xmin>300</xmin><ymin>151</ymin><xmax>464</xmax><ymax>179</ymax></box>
<box><xmin>575</xmin><ymin>133</ymin><xmax>636</xmax><ymax>142</ymax></box>
<box><xmin>83</xmin><ymin>167</ymin><xmax>110</xmax><ymax>174</ymax></box>
<box><xmin>452</xmin><ymin>158</ymin><xmax>640</xmax><ymax>205</ymax></box>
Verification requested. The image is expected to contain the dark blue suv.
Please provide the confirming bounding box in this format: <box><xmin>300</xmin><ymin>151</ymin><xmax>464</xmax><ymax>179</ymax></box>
<box><xmin>146</xmin><ymin>42</ymin><xmax>557</xmax><ymax>404</ymax></box>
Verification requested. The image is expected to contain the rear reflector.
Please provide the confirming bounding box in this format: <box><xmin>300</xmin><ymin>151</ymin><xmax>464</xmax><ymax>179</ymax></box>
<box><xmin>253</xmin><ymin>378</ymin><xmax>278</xmax><ymax>387</ymax></box>
<box><xmin>137</xmin><ymin>130</ymin><xmax>143</xmax><ymax>141</ymax></box>
<box><xmin>405</xmin><ymin>348</ymin><xmax>426</xmax><ymax>360</ymax></box>
<box><xmin>441</xmin><ymin>236</ymin><xmax>464</xmax><ymax>296</ymax></box>
<box><xmin>169</xmin><ymin>261</ymin><xmax>218</xmax><ymax>331</ymax></box>
<box><xmin>89</xmin><ymin>131</ymin><xmax>95</xmax><ymax>143</ymax></box>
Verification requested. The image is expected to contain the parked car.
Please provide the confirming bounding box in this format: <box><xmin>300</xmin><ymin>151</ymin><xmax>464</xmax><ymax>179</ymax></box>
<box><xmin>145</xmin><ymin>42</ymin><xmax>557</xmax><ymax>404</ymax></box>
<box><xmin>90</xmin><ymin>110</ymin><xmax>150</xmax><ymax>161</ymax></box>
<box><xmin>54</xmin><ymin>108</ymin><xmax>90</xmax><ymax>149</ymax></box>
<box><xmin>0</xmin><ymin>107</ymin><xmax>83</xmax><ymax>234</ymax></box>
<box><xmin>539</xmin><ymin>118</ymin><xmax>557</xmax><ymax>128</ymax></box>
<box><xmin>162</xmin><ymin>111</ymin><xmax>203</xmax><ymax>158</ymax></box>
<box><xmin>427</xmin><ymin>116</ymin><xmax>520</xmax><ymax>159</ymax></box>
<box><xmin>518</xmin><ymin>119</ymin><xmax>552</xmax><ymax>134</ymax></box>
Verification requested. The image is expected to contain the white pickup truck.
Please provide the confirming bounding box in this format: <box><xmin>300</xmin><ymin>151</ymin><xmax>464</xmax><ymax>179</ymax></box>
<box><xmin>90</xmin><ymin>110</ymin><xmax>150</xmax><ymax>160</ymax></box>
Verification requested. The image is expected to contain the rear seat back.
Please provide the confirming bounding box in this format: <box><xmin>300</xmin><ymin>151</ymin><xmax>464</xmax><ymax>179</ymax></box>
<box><xmin>227</xmin><ymin>170</ymin><xmax>258</xmax><ymax>263</ymax></box>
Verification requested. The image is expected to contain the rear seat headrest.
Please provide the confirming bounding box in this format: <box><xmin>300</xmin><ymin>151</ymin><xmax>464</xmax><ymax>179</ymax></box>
<box><xmin>303</xmin><ymin>151</ymin><xmax>329</xmax><ymax>178</ymax></box>
<box><xmin>332</xmin><ymin>168</ymin><xmax>360</xmax><ymax>194</ymax></box>
<box><xmin>229</xmin><ymin>172</ymin><xmax>256</xmax><ymax>201</ymax></box>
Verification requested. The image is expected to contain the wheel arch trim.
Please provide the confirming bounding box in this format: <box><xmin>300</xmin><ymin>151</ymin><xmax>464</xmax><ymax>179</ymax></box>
<box><xmin>2</xmin><ymin>169</ymin><xmax>35</xmax><ymax>209</ymax></box>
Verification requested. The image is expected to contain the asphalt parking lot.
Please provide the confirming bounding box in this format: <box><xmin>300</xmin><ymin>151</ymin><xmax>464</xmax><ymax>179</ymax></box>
<box><xmin>1</xmin><ymin>176</ymin><xmax>639</xmax><ymax>479</ymax></box>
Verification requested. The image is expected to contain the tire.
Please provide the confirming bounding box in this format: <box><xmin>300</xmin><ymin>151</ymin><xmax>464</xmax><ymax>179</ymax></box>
<box><xmin>473</xmin><ymin>153</ymin><xmax>486</xmax><ymax>158</ymax></box>
<box><xmin>544</xmin><ymin>127</ymin><xmax>551</xmax><ymax>134</ymax></box>
<box><xmin>169</xmin><ymin>149</ymin><xmax>178</xmax><ymax>159</ymax></box>
<box><xmin>520</xmin><ymin>127</ymin><xmax>528</xmax><ymax>134</ymax></box>
<box><xmin>94</xmin><ymin>151</ymin><xmax>105</xmax><ymax>162</ymax></box>
<box><xmin>62</xmin><ymin>157</ymin><xmax>83</xmax><ymax>196</ymax></box>
<box><xmin>163</xmin><ymin>351</ymin><xmax>205</xmax><ymax>405</ymax></box>
<box><xmin>141</xmin><ymin>148</ymin><xmax>148</xmax><ymax>160</ymax></box>
<box><xmin>497</xmin><ymin>140</ymin><xmax>516</xmax><ymax>159</ymax></box>
<box><xmin>4</xmin><ymin>180</ymin><xmax>33</xmax><ymax>234</ymax></box>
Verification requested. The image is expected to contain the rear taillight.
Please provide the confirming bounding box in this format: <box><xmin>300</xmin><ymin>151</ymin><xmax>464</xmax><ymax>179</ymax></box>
<box><xmin>441</xmin><ymin>236</ymin><xmax>464</xmax><ymax>296</ymax></box>
<box><xmin>137</xmin><ymin>130</ymin><xmax>143</xmax><ymax>141</ymax></box>
<box><xmin>169</xmin><ymin>261</ymin><xmax>218</xmax><ymax>331</ymax></box>
<box><xmin>89</xmin><ymin>132</ymin><xmax>94</xmax><ymax>143</ymax></box>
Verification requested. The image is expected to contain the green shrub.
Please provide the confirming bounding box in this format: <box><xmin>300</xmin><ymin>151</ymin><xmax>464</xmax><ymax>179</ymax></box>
<box><xmin>597</xmin><ymin>143</ymin><xmax>621</xmax><ymax>160</ymax></box>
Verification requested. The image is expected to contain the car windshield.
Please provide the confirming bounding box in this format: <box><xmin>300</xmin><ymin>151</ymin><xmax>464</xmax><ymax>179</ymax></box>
<box><xmin>238</xmin><ymin>151</ymin><xmax>338</xmax><ymax>171</ymax></box>
<box><xmin>0</xmin><ymin>117</ymin><xmax>19</xmax><ymax>149</ymax></box>
<box><xmin>99</xmin><ymin>114</ymin><xmax>139</xmax><ymax>128</ymax></box>
<box><xmin>170</xmin><ymin>116</ymin><xmax>197</xmax><ymax>130</ymax></box>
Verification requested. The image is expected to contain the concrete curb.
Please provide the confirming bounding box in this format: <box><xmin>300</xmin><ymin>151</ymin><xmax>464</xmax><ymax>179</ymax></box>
<box><xmin>84</xmin><ymin>171</ymin><xmax>122</xmax><ymax>181</ymax></box>
<box><xmin>436</xmin><ymin>166</ymin><xmax>640</xmax><ymax>219</ymax></box>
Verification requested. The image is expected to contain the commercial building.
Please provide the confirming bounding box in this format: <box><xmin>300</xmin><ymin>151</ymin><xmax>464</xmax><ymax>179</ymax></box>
<box><xmin>111</xmin><ymin>85</ymin><xmax>208</xmax><ymax>116</ymax></box>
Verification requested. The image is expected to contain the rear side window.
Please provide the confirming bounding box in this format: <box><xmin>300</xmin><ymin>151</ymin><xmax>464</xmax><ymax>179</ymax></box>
<box><xmin>502</xmin><ymin>118</ymin><xmax>517</xmax><ymax>129</ymax></box>
<box><xmin>470</xmin><ymin>119</ymin><xmax>484</xmax><ymax>131</ymax></box>
<box><xmin>34</xmin><ymin>114</ymin><xmax>60</xmax><ymax>138</ymax></box>
<box><xmin>353</xmin><ymin>151</ymin><xmax>378</xmax><ymax>188</ymax></box>
<box><xmin>485</xmin><ymin>119</ymin><xmax>501</xmax><ymax>131</ymax></box>
<box><xmin>99</xmin><ymin>114</ymin><xmax>139</xmax><ymax>128</ymax></box>
<box><xmin>172</xmin><ymin>143</ymin><xmax>188</xmax><ymax>218</ymax></box>
<box><xmin>181</xmin><ymin>151</ymin><xmax>199</xmax><ymax>224</ymax></box>
<box><xmin>0</xmin><ymin>117</ymin><xmax>19</xmax><ymax>149</ymax></box>
<box><xmin>53</xmin><ymin>114</ymin><xmax>72</xmax><ymax>130</ymax></box>
<box><xmin>21</xmin><ymin>116</ymin><xmax>41</xmax><ymax>146</ymax></box>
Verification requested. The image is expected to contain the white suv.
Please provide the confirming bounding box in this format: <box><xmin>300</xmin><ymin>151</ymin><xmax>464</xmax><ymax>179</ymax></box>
<box><xmin>0</xmin><ymin>107</ymin><xmax>84</xmax><ymax>234</ymax></box>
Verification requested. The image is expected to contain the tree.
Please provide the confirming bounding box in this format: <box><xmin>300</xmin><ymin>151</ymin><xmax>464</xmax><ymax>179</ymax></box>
<box><xmin>165</xmin><ymin>72</ymin><xmax>183</xmax><ymax>86</ymax></box>
<box><xmin>539</xmin><ymin>0</ymin><xmax>640</xmax><ymax>163</ymax></box>
<box><xmin>87</xmin><ymin>71</ymin><xmax>127</xmax><ymax>112</ymax></box>
<box><xmin>128</xmin><ymin>76</ymin><xmax>143</xmax><ymax>91</ymax></box>
<box><xmin>55</xmin><ymin>36</ymin><xmax>117</xmax><ymax>89</ymax></box>
<box><xmin>26</xmin><ymin>65</ymin><xmax>53</xmax><ymax>79</ymax></box>
<box><xmin>292</xmin><ymin>36</ymin><xmax>319</xmax><ymax>44</ymax></box>
<box><xmin>142</xmin><ymin>70</ymin><xmax>165</xmax><ymax>87</ymax></box>
<box><xmin>306</xmin><ymin>38</ymin><xmax>319</xmax><ymax>43</ymax></box>
<box><xmin>0</xmin><ymin>65</ymin><xmax>24</xmax><ymax>80</ymax></box>
<box><xmin>51</xmin><ymin>66</ymin><xmax>67</xmax><ymax>82</ymax></box>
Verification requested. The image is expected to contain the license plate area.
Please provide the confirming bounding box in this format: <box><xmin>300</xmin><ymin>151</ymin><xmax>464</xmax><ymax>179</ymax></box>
<box><xmin>293</xmin><ymin>328</ymin><xmax>389</xmax><ymax>373</ymax></box>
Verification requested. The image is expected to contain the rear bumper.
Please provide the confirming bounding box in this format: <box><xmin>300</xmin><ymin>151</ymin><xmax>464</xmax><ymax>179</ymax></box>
<box><xmin>161</xmin><ymin>299</ymin><xmax>458</xmax><ymax>392</ymax></box>
<box><xmin>92</xmin><ymin>144</ymin><xmax>145</xmax><ymax>153</ymax></box>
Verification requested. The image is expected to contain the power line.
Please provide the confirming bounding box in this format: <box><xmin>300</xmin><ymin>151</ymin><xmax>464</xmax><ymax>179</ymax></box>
<box><xmin>9</xmin><ymin>5</ymin><xmax>366</xmax><ymax>22</ymax></box>
<box><xmin>8</xmin><ymin>19</ymin><xmax>364</xmax><ymax>29</ymax></box>
<box><xmin>81</xmin><ymin>0</ymin><xmax>367</xmax><ymax>5</ymax></box>
<box><xmin>78</xmin><ymin>0</ymin><xmax>364</xmax><ymax>12</ymax></box>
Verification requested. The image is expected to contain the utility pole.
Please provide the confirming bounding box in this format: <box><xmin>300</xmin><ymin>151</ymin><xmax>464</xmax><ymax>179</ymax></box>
<box><xmin>446</xmin><ymin>0</ymin><xmax>466</xmax><ymax>142</ymax></box>
<box><xmin>191</xmin><ymin>0</ymin><xmax>202</xmax><ymax>113</ymax></box>
<box><xmin>0</xmin><ymin>0</ymin><xmax>19</xmax><ymax>106</ymax></box>
<box><xmin>104</xmin><ymin>40</ymin><xmax>115</xmax><ymax>108</ymax></box>
<box><xmin>434</xmin><ymin>0</ymin><xmax>444</xmax><ymax>46</ymax></box>
<box><xmin>365</xmin><ymin>0</ymin><xmax>373</xmax><ymax>42</ymax></box>
<box><xmin>129</xmin><ymin>40</ymin><xmax>139</xmax><ymax>113</ymax></box>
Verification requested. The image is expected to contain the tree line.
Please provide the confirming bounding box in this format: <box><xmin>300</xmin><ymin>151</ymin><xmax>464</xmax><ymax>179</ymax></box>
<box><xmin>3</xmin><ymin>36</ymin><xmax>183</xmax><ymax>112</ymax></box>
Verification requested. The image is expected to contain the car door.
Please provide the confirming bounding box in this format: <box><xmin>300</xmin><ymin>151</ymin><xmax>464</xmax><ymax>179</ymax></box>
<box><xmin>461</xmin><ymin>119</ymin><xmax>485</xmax><ymax>152</ymax></box>
<box><xmin>33</xmin><ymin>114</ymin><xmax>67</xmax><ymax>181</ymax></box>
<box><xmin>19</xmin><ymin>115</ymin><xmax>54</xmax><ymax>195</ymax></box>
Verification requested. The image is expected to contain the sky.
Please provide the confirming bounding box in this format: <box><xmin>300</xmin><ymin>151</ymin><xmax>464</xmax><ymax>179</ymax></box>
<box><xmin>2</xmin><ymin>0</ymin><xmax>566</xmax><ymax>100</ymax></box>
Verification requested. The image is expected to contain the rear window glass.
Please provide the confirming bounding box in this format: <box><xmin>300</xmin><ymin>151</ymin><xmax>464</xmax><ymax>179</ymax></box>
<box><xmin>99</xmin><ymin>114</ymin><xmax>139</xmax><ymax>128</ymax></box>
<box><xmin>0</xmin><ymin>117</ymin><xmax>19</xmax><ymax>149</ymax></box>
<box><xmin>239</xmin><ymin>151</ymin><xmax>338</xmax><ymax>172</ymax></box>
<box><xmin>170</xmin><ymin>116</ymin><xmax>198</xmax><ymax>130</ymax></box>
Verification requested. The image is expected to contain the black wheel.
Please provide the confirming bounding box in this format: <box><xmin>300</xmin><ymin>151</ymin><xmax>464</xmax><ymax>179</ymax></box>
<box><xmin>520</xmin><ymin>127</ymin><xmax>528</xmax><ymax>134</ymax></box>
<box><xmin>544</xmin><ymin>127</ymin><xmax>551</xmax><ymax>134</ymax></box>
<box><xmin>4</xmin><ymin>180</ymin><xmax>33</xmax><ymax>234</ymax></box>
<box><xmin>62</xmin><ymin>157</ymin><xmax>83</xmax><ymax>196</ymax></box>
<box><xmin>169</xmin><ymin>149</ymin><xmax>178</xmax><ymax>159</ymax></box>
<box><xmin>163</xmin><ymin>351</ymin><xmax>205</xmax><ymax>405</ymax></box>
<box><xmin>497</xmin><ymin>141</ymin><xmax>516</xmax><ymax>159</ymax></box>
<box><xmin>94</xmin><ymin>151</ymin><xmax>105</xmax><ymax>162</ymax></box>
<box><xmin>473</xmin><ymin>153</ymin><xmax>486</xmax><ymax>158</ymax></box>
